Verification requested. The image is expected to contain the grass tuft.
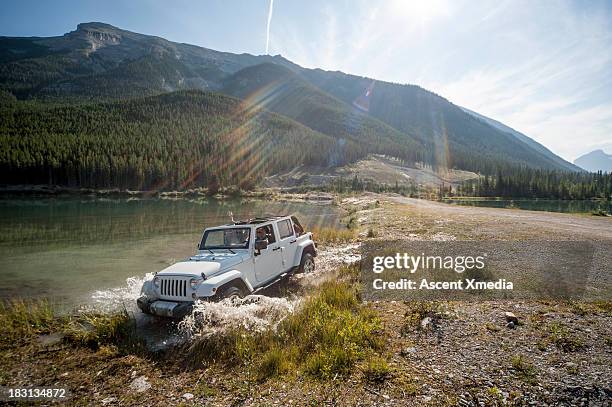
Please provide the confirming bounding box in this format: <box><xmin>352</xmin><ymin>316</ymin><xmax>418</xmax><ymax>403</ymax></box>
<box><xmin>0</xmin><ymin>299</ymin><xmax>57</xmax><ymax>347</ymax></box>
<box><xmin>511</xmin><ymin>354</ymin><xmax>538</xmax><ymax>385</ymax></box>
<box><xmin>63</xmin><ymin>309</ymin><xmax>143</xmax><ymax>353</ymax></box>
<box><xmin>548</xmin><ymin>322</ymin><xmax>585</xmax><ymax>352</ymax></box>
<box><xmin>311</xmin><ymin>227</ymin><xmax>357</xmax><ymax>244</ymax></box>
<box><xmin>362</xmin><ymin>356</ymin><xmax>392</xmax><ymax>384</ymax></box>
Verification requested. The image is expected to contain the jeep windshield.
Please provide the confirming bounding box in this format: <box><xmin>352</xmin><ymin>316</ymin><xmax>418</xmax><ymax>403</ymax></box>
<box><xmin>199</xmin><ymin>228</ymin><xmax>250</xmax><ymax>250</ymax></box>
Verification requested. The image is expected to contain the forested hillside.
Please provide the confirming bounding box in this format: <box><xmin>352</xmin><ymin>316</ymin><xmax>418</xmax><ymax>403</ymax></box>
<box><xmin>222</xmin><ymin>63</ymin><xmax>425</xmax><ymax>166</ymax></box>
<box><xmin>457</xmin><ymin>168</ymin><xmax>611</xmax><ymax>200</ymax></box>
<box><xmin>0</xmin><ymin>91</ymin><xmax>349</xmax><ymax>189</ymax></box>
<box><xmin>301</xmin><ymin>69</ymin><xmax>581</xmax><ymax>173</ymax></box>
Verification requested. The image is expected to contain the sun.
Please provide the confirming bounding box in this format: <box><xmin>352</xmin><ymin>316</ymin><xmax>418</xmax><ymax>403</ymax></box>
<box><xmin>389</xmin><ymin>0</ymin><xmax>451</xmax><ymax>26</ymax></box>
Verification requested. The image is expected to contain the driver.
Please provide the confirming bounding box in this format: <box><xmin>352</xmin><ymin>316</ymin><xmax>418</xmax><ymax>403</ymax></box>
<box><xmin>255</xmin><ymin>227</ymin><xmax>269</xmax><ymax>245</ymax></box>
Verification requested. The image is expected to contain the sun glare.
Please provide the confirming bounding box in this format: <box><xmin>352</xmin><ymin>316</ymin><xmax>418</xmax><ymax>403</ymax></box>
<box><xmin>389</xmin><ymin>0</ymin><xmax>451</xmax><ymax>26</ymax></box>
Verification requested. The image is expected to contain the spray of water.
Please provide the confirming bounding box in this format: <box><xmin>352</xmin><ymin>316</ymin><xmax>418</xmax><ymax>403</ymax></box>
<box><xmin>179</xmin><ymin>294</ymin><xmax>298</xmax><ymax>337</ymax></box>
<box><xmin>265</xmin><ymin>0</ymin><xmax>274</xmax><ymax>54</ymax></box>
<box><xmin>90</xmin><ymin>273</ymin><xmax>154</xmax><ymax>313</ymax></box>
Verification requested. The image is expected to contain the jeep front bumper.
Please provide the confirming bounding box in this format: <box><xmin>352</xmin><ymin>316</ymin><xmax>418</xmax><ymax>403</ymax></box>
<box><xmin>137</xmin><ymin>296</ymin><xmax>194</xmax><ymax>318</ymax></box>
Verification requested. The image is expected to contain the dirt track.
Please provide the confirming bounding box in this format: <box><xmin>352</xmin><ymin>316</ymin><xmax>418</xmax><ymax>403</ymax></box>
<box><xmin>381</xmin><ymin>195</ymin><xmax>612</xmax><ymax>242</ymax></box>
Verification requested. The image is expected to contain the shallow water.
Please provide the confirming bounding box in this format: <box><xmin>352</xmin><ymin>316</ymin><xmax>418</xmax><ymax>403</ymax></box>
<box><xmin>441</xmin><ymin>198</ymin><xmax>611</xmax><ymax>214</ymax></box>
<box><xmin>0</xmin><ymin>197</ymin><xmax>343</xmax><ymax>309</ymax></box>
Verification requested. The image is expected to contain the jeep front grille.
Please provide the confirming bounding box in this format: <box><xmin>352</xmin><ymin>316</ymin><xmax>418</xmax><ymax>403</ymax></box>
<box><xmin>159</xmin><ymin>277</ymin><xmax>189</xmax><ymax>300</ymax></box>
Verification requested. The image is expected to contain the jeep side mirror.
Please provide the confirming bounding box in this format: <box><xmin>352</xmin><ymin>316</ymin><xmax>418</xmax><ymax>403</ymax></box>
<box><xmin>255</xmin><ymin>240</ymin><xmax>268</xmax><ymax>251</ymax></box>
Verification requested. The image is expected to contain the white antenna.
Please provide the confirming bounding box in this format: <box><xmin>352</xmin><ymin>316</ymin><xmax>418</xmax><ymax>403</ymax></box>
<box><xmin>228</xmin><ymin>211</ymin><xmax>235</xmax><ymax>223</ymax></box>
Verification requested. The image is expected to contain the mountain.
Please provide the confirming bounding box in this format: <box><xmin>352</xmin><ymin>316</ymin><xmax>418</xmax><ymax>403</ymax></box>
<box><xmin>0</xmin><ymin>22</ymin><xmax>582</xmax><ymax>188</ymax></box>
<box><xmin>300</xmin><ymin>69</ymin><xmax>581</xmax><ymax>173</ymax></box>
<box><xmin>574</xmin><ymin>150</ymin><xmax>612</xmax><ymax>172</ymax></box>
<box><xmin>221</xmin><ymin>63</ymin><xmax>424</xmax><ymax>165</ymax></box>
<box><xmin>460</xmin><ymin>107</ymin><xmax>582</xmax><ymax>172</ymax></box>
<box><xmin>0</xmin><ymin>22</ymin><xmax>299</xmax><ymax>99</ymax></box>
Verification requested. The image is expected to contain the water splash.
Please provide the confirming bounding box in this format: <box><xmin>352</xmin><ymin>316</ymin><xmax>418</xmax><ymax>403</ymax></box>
<box><xmin>90</xmin><ymin>272</ymin><xmax>154</xmax><ymax>313</ymax></box>
<box><xmin>179</xmin><ymin>295</ymin><xmax>298</xmax><ymax>337</ymax></box>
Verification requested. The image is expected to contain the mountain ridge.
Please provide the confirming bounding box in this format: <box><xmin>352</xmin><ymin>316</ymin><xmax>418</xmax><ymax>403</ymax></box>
<box><xmin>0</xmin><ymin>22</ymin><xmax>580</xmax><ymax>176</ymax></box>
<box><xmin>574</xmin><ymin>149</ymin><xmax>612</xmax><ymax>172</ymax></box>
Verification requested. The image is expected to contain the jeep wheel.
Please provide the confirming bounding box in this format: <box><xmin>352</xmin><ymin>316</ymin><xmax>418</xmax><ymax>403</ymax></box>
<box><xmin>218</xmin><ymin>286</ymin><xmax>244</xmax><ymax>303</ymax></box>
<box><xmin>298</xmin><ymin>253</ymin><xmax>315</xmax><ymax>274</ymax></box>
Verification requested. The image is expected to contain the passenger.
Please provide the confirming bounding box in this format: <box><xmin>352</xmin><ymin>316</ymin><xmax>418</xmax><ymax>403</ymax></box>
<box><xmin>291</xmin><ymin>216</ymin><xmax>304</xmax><ymax>236</ymax></box>
<box><xmin>293</xmin><ymin>223</ymin><xmax>303</xmax><ymax>236</ymax></box>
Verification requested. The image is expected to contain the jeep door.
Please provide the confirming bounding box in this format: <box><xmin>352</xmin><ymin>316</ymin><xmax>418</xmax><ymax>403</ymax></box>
<box><xmin>253</xmin><ymin>223</ymin><xmax>283</xmax><ymax>283</ymax></box>
<box><xmin>276</xmin><ymin>218</ymin><xmax>298</xmax><ymax>270</ymax></box>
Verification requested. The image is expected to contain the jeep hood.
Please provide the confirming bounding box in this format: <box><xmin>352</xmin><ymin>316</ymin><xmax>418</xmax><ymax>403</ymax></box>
<box><xmin>156</xmin><ymin>252</ymin><xmax>246</xmax><ymax>278</ymax></box>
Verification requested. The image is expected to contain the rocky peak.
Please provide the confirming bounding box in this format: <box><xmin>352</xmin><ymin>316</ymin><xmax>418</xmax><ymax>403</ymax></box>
<box><xmin>70</xmin><ymin>22</ymin><xmax>122</xmax><ymax>53</ymax></box>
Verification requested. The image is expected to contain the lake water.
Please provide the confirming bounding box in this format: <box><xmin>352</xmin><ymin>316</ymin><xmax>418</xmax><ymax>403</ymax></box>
<box><xmin>0</xmin><ymin>197</ymin><xmax>343</xmax><ymax>308</ymax></box>
<box><xmin>441</xmin><ymin>198</ymin><xmax>611</xmax><ymax>214</ymax></box>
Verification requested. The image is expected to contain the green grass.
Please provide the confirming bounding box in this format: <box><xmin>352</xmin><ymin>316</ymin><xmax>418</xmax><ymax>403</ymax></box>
<box><xmin>362</xmin><ymin>356</ymin><xmax>392</xmax><ymax>384</ymax></box>
<box><xmin>548</xmin><ymin>322</ymin><xmax>585</xmax><ymax>352</ymax></box>
<box><xmin>569</xmin><ymin>301</ymin><xmax>612</xmax><ymax>316</ymax></box>
<box><xmin>63</xmin><ymin>309</ymin><xmax>140</xmax><ymax>351</ymax></box>
<box><xmin>311</xmin><ymin>226</ymin><xmax>357</xmax><ymax>244</ymax></box>
<box><xmin>0</xmin><ymin>299</ymin><xmax>57</xmax><ymax>347</ymax></box>
<box><xmin>511</xmin><ymin>354</ymin><xmax>538</xmax><ymax>385</ymax></box>
<box><xmin>0</xmin><ymin>298</ymin><xmax>145</xmax><ymax>356</ymax></box>
<box><xmin>187</xmin><ymin>277</ymin><xmax>384</xmax><ymax>381</ymax></box>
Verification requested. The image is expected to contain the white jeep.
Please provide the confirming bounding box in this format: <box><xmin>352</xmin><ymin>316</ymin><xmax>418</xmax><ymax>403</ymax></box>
<box><xmin>137</xmin><ymin>215</ymin><xmax>316</xmax><ymax>318</ymax></box>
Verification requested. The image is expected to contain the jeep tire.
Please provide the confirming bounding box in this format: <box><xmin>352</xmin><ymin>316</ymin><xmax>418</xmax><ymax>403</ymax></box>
<box><xmin>217</xmin><ymin>285</ymin><xmax>244</xmax><ymax>302</ymax></box>
<box><xmin>298</xmin><ymin>253</ymin><xmax>315</xmax><ymax>274</ymax></box>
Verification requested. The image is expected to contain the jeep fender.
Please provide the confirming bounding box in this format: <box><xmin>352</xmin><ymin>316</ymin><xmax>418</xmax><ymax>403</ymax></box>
<box><xmin>195</xmin><ymin>270</ymin><xmax>253</xmax><ymax>298</ymax></box>
<box><xmin>294</xmin><ymin>240</ymin><xmax>317</xmax><ymax>266</ymax></box>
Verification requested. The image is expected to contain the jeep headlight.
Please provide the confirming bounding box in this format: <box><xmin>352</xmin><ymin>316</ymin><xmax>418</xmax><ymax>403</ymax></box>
<box><xmin>190</xmin><ymin>278</ymin><xmax>202</xmax><ymax>289</ymax></box>
<box><xmin>153</xmin><ymin>276</ymin><xmax>160</xmax><ymax>288</ymax></box>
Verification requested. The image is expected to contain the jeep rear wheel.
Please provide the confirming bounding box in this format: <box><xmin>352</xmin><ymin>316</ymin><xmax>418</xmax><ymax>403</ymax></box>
<box><xmin>298</xmin><ymin>253</ymin><xmax>315</xmax><ymax>274</ymax></box>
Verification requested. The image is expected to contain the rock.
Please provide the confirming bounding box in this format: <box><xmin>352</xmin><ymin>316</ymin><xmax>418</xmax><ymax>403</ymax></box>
<box><xmin>420</xmin><ymin>317</ymin><xmax>432</xmax><ymax>330</ymax></box>
<box><xmin>37</xmin><ymin>332</ymin><xmax>64</xmax><ymax>347</ymax></box>
<box><xmin>182</xmin><ymin>393</ymin><xmax>194</xmax><ymax>400</ymax></box>
<box><xmin>400</xmin><ymin>347</ymin><xmax>417</xmax><ymax>356</ymax></box>
<box><xmin>505</xmin><ymin>312</ymin><xmax>519</xmax><ymax>324</ymax></box>
<box><xmin>129</xmin><ymin>376</ymin><xmax>151</xmax><ymax>393</ymax></box>
<box><xmin>506</xmin><ymin>321</ymin><xmax>515</xmax><ymax>329</ymax></box>
<box><xmin>101</xmin><ymin>397</ymin><xmax>117</xmax><ymax>405</ymax></box>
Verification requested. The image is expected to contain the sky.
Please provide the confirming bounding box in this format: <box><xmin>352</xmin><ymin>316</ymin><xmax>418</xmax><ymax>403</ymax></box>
<box><xmin>1</xmin><ymin>0</ymin><xmax>611</xmax><ymax>162</ymax></box>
